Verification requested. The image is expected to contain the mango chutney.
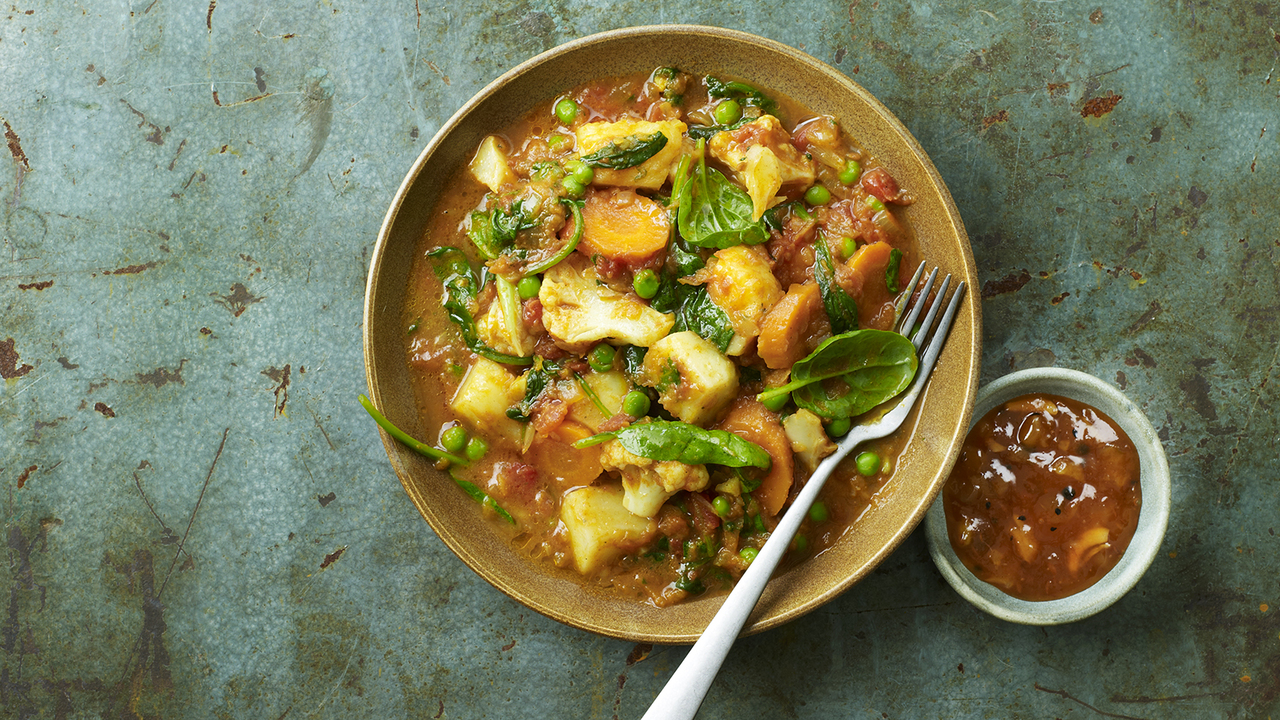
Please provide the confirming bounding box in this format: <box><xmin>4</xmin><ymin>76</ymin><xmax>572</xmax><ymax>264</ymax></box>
<box><xmin>942</xmin><ymin>393</ymin><xmax>1142</xmax><ymax>601</ymax></box>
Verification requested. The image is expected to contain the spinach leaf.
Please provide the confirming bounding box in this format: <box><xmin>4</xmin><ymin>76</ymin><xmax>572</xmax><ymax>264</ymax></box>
<box><xmin>705</xmin><ymin>76</ymin><xmax>779</xmax><ymax>115</ymax></box>
<box><xmin>506</xmin><ymin>357</ymin><xmax>562</xmax><ymax>422</ymax></box>
<box><xmin>427</xmin><ymin>247</ymin><xmax>533</xmax><ymax>366</ymax></box>
<box><xmin>581</xmin><ymin>132</ymin><xmax>669</xmax><ymax>169</ymax></box>
<box><xmin>685</xmin><ymin>117</ymin><xmax>749</xmax><ymax>141</ymax></box>
<box><xmin>620</xmin><ymin>345</ymin><xmax>648</xmax><ymax>380</ymax></box>
<box><xmin>758</xmin><ymin>329</ymin><xmax>917</xmax><ymax>419</ymax></box>
<box><xmin>575</xmin><ymin>420</ymin><xmax>772</xmax><ymax>469</ymax></box>
<box><xmin>814</xmin><ymin>236</ymin><xmax>859</xmax><ymax>335</ymax></box>
<box><xmin>467</xmin><ymin>198</ymin><xmax>539</xmax><ymax>260</ymax></box>
<box><xmin>677</xmin><ymin>143</ymin><xmax>769</xmax><ymax>249</ymax></box>
<box><xmin>885</xmin><ymin>248</ymin><xmax>904</xmax><ymax>293</ymax></box>
<box><xmin>523</xmin><ymin>199</ymin><xmax>584</xmax><ymax>276</ymax></box>
<box><xmin>672</xmin><ymin>287</ymin><xmax>734</xmax><ymax>353</ymax></box>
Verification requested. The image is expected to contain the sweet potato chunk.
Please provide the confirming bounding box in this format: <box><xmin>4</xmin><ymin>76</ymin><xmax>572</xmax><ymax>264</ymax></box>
<box><xmin>757</xmin><ymin>282</ymin><xmax>822</xmax><ymax>370</ymax></box>
<box><xmin>716</xmin><ymin>398</ymin><xmax>794</xmax><ymax>517</ymax></box>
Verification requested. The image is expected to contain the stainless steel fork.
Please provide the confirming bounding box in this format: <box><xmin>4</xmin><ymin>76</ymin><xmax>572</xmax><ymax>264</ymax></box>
<box><xmin>640</xmin><ymin>262</ymin><xmax>966</xmax><ymax>720</ymax></box>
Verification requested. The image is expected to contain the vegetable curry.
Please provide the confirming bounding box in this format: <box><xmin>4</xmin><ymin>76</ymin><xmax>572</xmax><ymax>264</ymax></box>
<box><xmin>398</xmin><ymin>68</ymin><xmax>923</xmax><ymax>607</ymax></box>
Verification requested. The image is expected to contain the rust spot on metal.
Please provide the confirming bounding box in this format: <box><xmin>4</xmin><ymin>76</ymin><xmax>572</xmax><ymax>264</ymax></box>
<box><xmin>317</xmin><ymin>491</ymin><xmax>336</xmax><ymax>507</ymax></box>
<box><xmin>206</xmin><ymin>0</ymin><xmax>216</xmax><ymax>30</ymax></box>
<box><xmin>501</xmin><ymin>640</ymin><xmax>516</xmax><ymax>651</ymax></box>
<box><xmin>625</xmin><ymin>643</ymin><xmax>652</xmax><ymax>665</ymax></box>
<box><xmin>212</xmin><ymin>283</ymin><xmax>263</xmax><ymax>317</ymax></box>
<box><xmin>167</xmin><ymin>137</ymin><xmax>187</xmax><ymax>171</ymax></box>
<box><xmin>136</xmin><ymin>359</ymin><xmax>186</xmax><ymax>388</ymax></box>
<box><xmin>981</xmin><ymin>270</ymin><xmax>1032</xmax><ymax>298</ymax></box>
<box><xmin>1080</xmin><ymin>92</ymin><xmax>1122</xmax><ymax>118</ymax></box>
<box><xmin>56</xmin><ymin>357</ymin><xmax>78</xmax><ymax>369</ymax></box>
<box><xmin>120</xmin><ymin>100</ymin><xmax>166</xmax><ymax>146</ymax></box>
<box><xmin>1050</xmin><ymin>291</ymin><xmax>1070</xmax><ymax>305</ymax></box>
<box><xmin>981</xmin><ymin>109</ymin><xmax>1009</xmax><ymax>129</ymax></box>
<box><xmin>1115</xmin><ymin>370</ymin><xmax>1127</xmax><ymax>389</ymax></box>
<box><xmin>1125</xmin><ymin>347</ymin><xmax>1157</xmax><ymax>368</ymax></box>
<box><xmin>1046</xmin><ymin>82</ymin><xmax>1068</xmax><ymax>97</ymax></box>
<box><xmin>320</xmin><ymin>546</ymin><xmax>347</xmax><ymax>569</ymax></box>
<box><xmin>2</xmin><ymin>117</ymin><xmax>30</xmax><ymax>170</ymax></box>
<box><xmin>199</xmin><ymin>327</ymin><xmax>212</xmax><ymax>336</ymax></box>
<box><xmin>17</xmin><ymin>280</ymin><xmax>52</xmax><ymax>290</ymax></box>
<box><xmin>0</xmin><ymin>338</ymin><xmax>34</xmax><ymax>379</ymax></box>
<box><xmin>16</xmin><ymin>465</ymin><xmax>37</xmax><ymax>489</ymax></box>
<box><xmin>254</xmin><ymin>67</ymin><xmax>267</xmax><ymax>92</ymax></box>
<box><xmin>1089</xmin><ymin>8</ymin><xmax>1103</xmax><ymax>23</ymax></box>
<box><xmin>105</xmin><ymin>261</ymin><xmax>158</xmax><ymax>275</ymax></box>
<box><xmin>262</xmin><ymin>363</ymin><xmax>291</xmax><ymax>416</ymax></box>
<box><xmin>95</xmin><ymin>402</ymin><xmax>116</xmax><ymax>418</ymax></box>
<box><xmin>1124</xmin><ymin>301</ymin><xmax>1162</xmax><ymax>334</ymax></box>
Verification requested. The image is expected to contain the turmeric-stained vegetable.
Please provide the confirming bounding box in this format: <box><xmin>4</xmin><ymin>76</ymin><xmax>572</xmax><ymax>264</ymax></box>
<box><xmin>580</xmin><ymin>189</ymin><xmax>670</xmax><ymax>262</ymax></box>
<box><xmin>468</xmin><ymin>135</ymin><xmax>517</xmax><ymax>193</ymax></box>
<box><xmin>848</xmin><ymin>240</ymin><xmax>896</xmax><ymax>288</ymax></box>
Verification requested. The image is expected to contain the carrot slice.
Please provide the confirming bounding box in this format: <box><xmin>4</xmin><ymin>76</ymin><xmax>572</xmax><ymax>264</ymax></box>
<box><xmin>579</xmin><ymin>188</ymin><xmax>670</xmax><ymax>263</ymax></box>
<box><xmin>757</xmin><ymin>282</ymin><xmax>821</xmax><ymax>370</ymax></box>
<box><xmin>716</xmin><ymin>398</ymin><xmax>794</xmax><ymax>517</ymax></box>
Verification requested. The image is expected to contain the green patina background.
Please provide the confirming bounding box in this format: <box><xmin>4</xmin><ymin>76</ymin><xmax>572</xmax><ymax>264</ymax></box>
<box><xmin>1</xmin><ymin>1</ymin><xmax>1277</xmax><ymax>717</ymax></box>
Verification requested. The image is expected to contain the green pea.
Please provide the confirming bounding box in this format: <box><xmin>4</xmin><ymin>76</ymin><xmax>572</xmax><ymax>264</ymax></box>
<box><xmin>761</xmin><ymin>391</ymin><xmax>789</xmax><ymax>412</ymax></box>
<box><xmin>622</xmin><ymin>390</ymin><xmax>651</xmax><ymax>418</ymax></box>
<box><xmin>441</xmin><ymin>425</ymin><xmax>467</xmax><ymax>454</ymax></box>
<box><xmin>588</xmin><ymin>344</ymin><xmax>616</xmax><ymax>372</ymax></box>
<box><xmin>554</xmin><ymin>97</ymin><xmax>578</xmax><ymax>125</ymax></box>
<box><xmin>791</xmin><ymin>535</ymin><xmax>809</xmax><ymax>553</ymax></box>
<box><xmin>465</xmin><ymin>437</ymin><xmax>489</xmax><ymax>461</ymax></box>
<box><xmin>566</xmin><ymin>160</ymin><xmax>594</xmax><ymax>186</ymax></box>
<box><xmin>517</xmin><ymin>275</ymin><xmax>542</xmax><ymax>300</ymax></box>
<box><xmin>808</xmin><ymin>501</ymin><xmax>829</xmax><ymax>523</ymax></box>
<box><xmin>547</xmin><ymin>134</ymin><xmax>571</xmax><ymax>151</ymax></box>
<box><xmin>865</xmin><ymin>195</ymin><xmax>886</xmax><ymax>213</ymax></box>
<box><xmin>856</xmin><ymin>450</ymin><xmax>882</xmax><ymax>477</ymax></box>
<box><xmin>561</xmin><ymin>176</ymin><xmax>585</xmax><ymax>198</ymax></box>
<box><xmin>841</xmin><ymin>236</ymin><xmax>857</xmax><ymax>260</ymax></box>
<box><xmin>825</xmin><ymin>416</ymin><xmax>851</xmax><ymax>437</ymax></box>
<box><xmin>739</xmin><ymin>547</ymin><xmax>759</xmax><ymax>563</ymax></box>
<box><xmin>712</xmin><ymin>496</ymin><xmax>730</xmax><ymax>518</ymax></box>
<box><xmin>632</xmin><ymin>268</ymin><xmax>660</xmax><ymax>299</ymax></box>
<box><xmin>838</xmin><ymin>160</ymin><xmax>861</xmax><ymax>185</ymax></box>
<box><xmin>804</xmin><ymin>184</ymin><xmax>831</xmax><ymax>206</ymax></box>
<box><xmin>713</xmin><ymin>99</ymin><xmax>742</xmax><ymax>125</ymax></box>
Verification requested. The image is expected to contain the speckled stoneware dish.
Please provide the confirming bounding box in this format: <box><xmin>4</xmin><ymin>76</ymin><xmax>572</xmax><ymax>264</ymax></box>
<box><xmin>925</xmin><ymin>367</ymin><xmax>1172</xmax><ymax>625</ymax></box>
<box><xmin>364</xmin><ymin>25</ymin><xmax>981</xmax><ymax>643</ymax></box>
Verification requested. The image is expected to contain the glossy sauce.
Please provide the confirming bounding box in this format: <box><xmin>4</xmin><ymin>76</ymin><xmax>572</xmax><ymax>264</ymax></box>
<box><xmin>942</xmin><ymin>393</ymin><xmax>1141</xmax><ymax>601</ymax></box>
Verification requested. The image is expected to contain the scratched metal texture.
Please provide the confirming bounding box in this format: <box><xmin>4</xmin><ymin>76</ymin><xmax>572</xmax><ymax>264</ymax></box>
<box><xmin>1</xmin><ymin>0</ymin><xmax>1276</xmax><ymax>717</ymax></box>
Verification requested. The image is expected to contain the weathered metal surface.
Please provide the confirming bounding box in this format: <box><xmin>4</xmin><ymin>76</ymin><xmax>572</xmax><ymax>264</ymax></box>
<box><xmin>1</xmin><ymin>0</ymin><xmax>1276</xmax><ymax>717</ymax></box>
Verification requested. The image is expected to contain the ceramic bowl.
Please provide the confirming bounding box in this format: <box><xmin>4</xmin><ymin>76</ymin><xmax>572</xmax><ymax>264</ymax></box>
<box><xmin>364</xmin><ymin>25</ymin><xmax>982</xmax><ymax>642</ymax></box>
<box><xmin>925</xmin><ymin>367</ymin><xmax>1171</xmax><ymax>625</ymax></box>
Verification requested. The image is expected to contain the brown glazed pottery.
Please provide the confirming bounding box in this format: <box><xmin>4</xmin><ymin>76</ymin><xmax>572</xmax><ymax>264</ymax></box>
<box><xmin>363</xmin><ymin>25</ymin><xmax>981</xmax><ymax>643</ymax></box>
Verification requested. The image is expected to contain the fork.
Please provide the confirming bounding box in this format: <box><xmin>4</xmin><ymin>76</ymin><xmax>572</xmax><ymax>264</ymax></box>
<box><xmin>639</xmin><ymin>262</ymin><xmax>965</xmax><ymax>720</ymax></box>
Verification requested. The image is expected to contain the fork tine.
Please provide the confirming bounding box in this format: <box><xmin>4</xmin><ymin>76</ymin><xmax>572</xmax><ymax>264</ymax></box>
<box><xmin>917</xmin><ymin>280</ymin><xmax>965</xmax><ymax>371</ymax></box>
<box><xmin>898</xmin><ymin>266</ymin><xmax>938</xmax><ymax>339</ymax></box>
<box><xmin>893</xmin><ymin>261</ymin><xmax>927</xmax><ymax>324</ymax></box>
<box><xmin>910</xmin><ymin>274</ymin><xmax>951</xmax><ymax>351</ymax></box>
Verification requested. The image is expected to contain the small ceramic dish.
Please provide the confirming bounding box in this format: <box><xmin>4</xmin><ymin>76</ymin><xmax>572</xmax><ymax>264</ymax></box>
<box><xmin>925</xmin><ymin>367</ymin><xmax>1171</xmax><ymax>625</ymax></box>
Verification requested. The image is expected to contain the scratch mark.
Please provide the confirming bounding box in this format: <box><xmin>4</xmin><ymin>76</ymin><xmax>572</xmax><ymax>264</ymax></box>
<box><xmin>1035</xmin><ymin>684</ymin><xmax>1147</xmax><ymax>719</ymax></box>
<box><xmin>1124</xmin><ymin>301</ymin><xmax>1162</xmax><ymax>334</ymax></box>
<box><xmin>261</xmin><ymin>364</ymin><xmax>291</xmax><ymax>417</ymax></box>
<box><xmin>312</xmin><ymin>636</ymin><xmax>360</xmax><ymax>715</ymax></box>
<box><xmin>295</xmin><ymin>68</ymin><xmax>335</xmax><ymax>180</ymax></box>
<box><xmin>168</xmin><ymin>137</ymin><xmax>187</xmax><ymax>171</ymax></box>
<box><xmin>309</xmin><ymin>404</ymin><xmax>337</xmax><ymax>450</ymax></box>
<box><xmin>427</xmin><ymin>61</ymin><xmax>451</xmax><ymax>86</ymax></box>
<box><xmin>157</xmin><ymin>426</ymin><xmax>230</xmax><ymax>598</ymax></box>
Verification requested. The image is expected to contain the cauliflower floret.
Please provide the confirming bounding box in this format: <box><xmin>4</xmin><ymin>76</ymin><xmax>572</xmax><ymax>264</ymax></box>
<box><xmin>475</xmin><ymin>282</ymin><xmax>533</xmax><ymax>357</ymax></box>
<box><xmin>449</xmin><ymin>357</ymin><xmax>530</xmax><ymax>449</ymax></box>
<box><xmin>709</xmin><ymin>116</ymin><xmax>816</xmax><ymax>220</ymax></box>
<box><xmin>560</xmin><ymin>485</ymin><xmax>658</xmax><ymax>574</ymax></box>
<box><xmin>575</xmin><ymin>119</ymin><xmax>688</xmax><ymax>190</ymax></box>
<box><xmin>600</xmin><ymin>440</ymin><xmax>710</xmax><ymax>518</ymax></box>
<box><xmin>469</xmin><ymin>135</ymin><xmax>517</xmax><ymax>193</ymax></box>
<box><xmin>639</xmin><ymin>331</ymin><xmax>738</xmax><ymax>426</ymax></box>
<box><xmin>782</xmin><ymin>409</ymin><xmax>838</xmax><ymax>472</ymax></box>
<box><xmin>693</xmin><ymin>245</ymin><xmax>784</xmax><ymax>356</ymax></box>
<box><xmin>538</xmin><ymin>254</ymin><xmax>674</xmax><ymax>352</ymax></box>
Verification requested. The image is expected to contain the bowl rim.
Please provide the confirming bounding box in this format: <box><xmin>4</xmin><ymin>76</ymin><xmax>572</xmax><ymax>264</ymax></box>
<box><xmin>364</xmin><ymin>24</ymin><xmax>983</xmax><ymax>641</ymax></box>
<box><xmin>925</xmin><ymin>367</ymin><xmax>1172</xmax><ymax>625</ymax></box>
